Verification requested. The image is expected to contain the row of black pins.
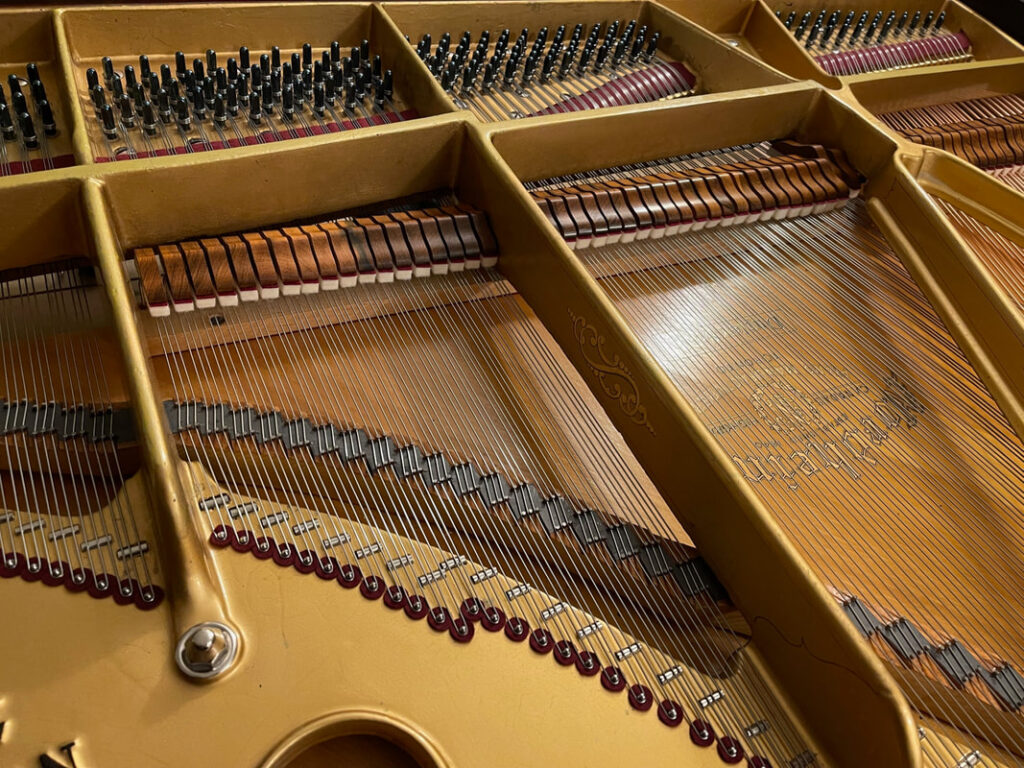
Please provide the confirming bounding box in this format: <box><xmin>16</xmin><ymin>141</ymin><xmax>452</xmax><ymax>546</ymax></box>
<box><xmin>86</xmin><ymin>42</ymin><xmax>394</xmax><ymax>140</ymax></box>
<box><xmin>778</xmin><ymin>8</ymin><xmax>945</xmax><ymax>49</ymax></box>
<box><xmin>0</xmin><ymin>64</ymin><xmax>57</xmax><ymax>149</ymax></box>
<box><xmin>414</xmin><ymin>19</ymin><xmax>658</xmax><ymax>95</ymax></box>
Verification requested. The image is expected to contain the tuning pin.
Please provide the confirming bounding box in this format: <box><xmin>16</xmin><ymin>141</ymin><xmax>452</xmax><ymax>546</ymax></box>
<box><xmin>631</xmin><ymin>27</ymin><xmax>646</xmax><ymax>60</ymax></box>
<box><xmin>120</xmin><ymin>65</ymin><xmax>137</xmax><ymax>95</ymax></box>
<box><xmin>190</xmin><ymin>58</ymin><xmax>204</xmax><ymax>82</ymax></box>
<box><xmin>921</xmin><ymin>11</ymin><xmax>935</xmax><ymax>33</ymax></box>
<box><xmin>101</xmin><ymin>56</ymin><xmax>114</xmax><ymax>84</ymax></box>
<box><xmin>612</xmin><ymin>35</ymin><xmax>627</xmax><ymax>66</ymax></box>
<box><xmin>86</xmin><ymin>67</ymin><xmax>100</xmax><ymax>90</ymax></box>
<box><xmin>174</xmin><ymin>51</ymin><xmax>187</xmax><ymax>80</ymax></box>
<box><xmin>99</xmin><ymin>103</ymin><xmax>117</xmax><ymax>139</ymax></box>
<box><xmin>191</xmin><ymin>86</ymin><xmax>206</xmax><ymax>118</ymax></box>
<box><xmin>148</xmin><ymin>71</ymin><xmax>161</xmax><ymax>97</ymax></box>
<box><xmin>30</xmin><ymin>78</ymin><xmax>47</xmax><ymax>105</ymax></box>
<box><xmin>323</xmin><ymin>70</ymin><xmax>336</xmax><ymax>104</ymax></box>
<box><xmin>603</xmin><ymin>20</ymin><xmax>618</xmax><ymax>45</ymax></box>
<box><xmin>175</xmin><ymin>96</ymin><xmax>191</xmax><ymax>130</ymax></box>
<box><xmin>249</xmin><ymin>89</ymin><xmax>262</xmax><ymax>123</ymax></box>
<box><xmin>908</xmin><ymin>11</ymin><xmax>921</xmax><ymax>34</ymax></box>
<box><xmin>139</xmin><ymin>99</ymin><xmax>156</xmax><ymax>135</ymax></box>
<box><xmin>135</xmin><ymin>56</ymin><xmax>150</xmax><ymax>86</ymax></box>
<box><xmin>37</xmin><ymin>99</ymin><xmax>56</xmax><ymax>136</ymax></box>
<box><xmin>271</xmin><ymin>46</ymin><xmax>282</xmax><ymax>71</ymax></box>
<box><xmin>313</xmin><ymin>82</ymin><xmax>325</xmax><ymax>114</ymax></box>
<box><xmin>261</xmin><ymin>80</ymin><xmax>274</xmax><ymax>113</ymax></box>
<box><xmin>162</xmin><ymin>62</ymin><xmax>175</xmax><ymax>87</ymax></box>
<box><xmin>236</xmin><ymin>71</ymin><xmax>249</xmax><ymax>104</ymax></box>
<box><xmin>157</xmin><ymin>88</ymin><xmax>172</xmax><ymax>122</ymax></box>
<box><xmin>226</xmin><ymin>83</ymin><xmax>238</xmax><ymax>116</ymax></box>
<box><xmin>226</xmin><ymin>57</ymin><xmax>238</xmax><ymax>83</ymax></box>
<box><xmin>0</xmin><ymin>104</ymin><xmax>14</xmax><ymax>140</ymax></box>
<box><xmin>479</xmin><ymin>60</ymin><xmax>495</xmax><ymax>92</ymax></box>
<box><xmin>90</xmin><ymin>84</ymin><xmax>106</xmax><ymax>111</ymax></box>
<box><xmin>293</xmin><ymin>77</ymin><xmax>304</xmax><ymax>108</ymax></box>
<box><xmin>25</xmin><ymin>62</ymin><xmax>40</xmax><ymax>85</ymax></box>
<box><xmin>16</xmin><ymin>110</ymin><xmax>38</xmax><ymax>148</ymax></box>
<box><xmin>934</xmin><ymin>11</ymin><xmax>946</xmax><ymax>31</ymax></box>
<box><xmin>289</xmin><ymin>52</ymin><xmax>300</xmax><ymax>77</ymax></box>
<box><xmin>7</xmin><ymin>74</ymin><xmax>22</xmax><ymax>99</ymax></box>
<box><xmin>849</xmin><ymin>12</ymin><xmax>868</xmax><ymax>44</ymax></box>
<box><xmin>111</xmin><ymin>72</ymin><xmax>124</xmax><ymax>99</ymax></box>
<box><xmin>117</xmin><ymin>92</ymin><xmax>135</xmax><ymax>127</ymax></box>
<box><xmin>213</xmin><ymin>93</ymin><xmax>227</xmax><ymax>124</ymax></box>
<box><xmin>132</xmin><ymin>82</ymin><xmax>146</xmax><ymax>115</ymax></box>
<box><xmin>805</xmin><ymin>23</ymin><xmax>821</xmax><ymax>48</ymax></box>
<box><xmin>594</xmin><ymin>41</ymin><xmax>610</xmax><ymax>72</ymax></box>
<box><xmin>344</xmin><ymin>79</ymin><xmax>357</xmax><ymax>110</ymax></box>
<box><xmin>202</xmin><ymin>76</ymin><xmax>214</xmax><ymax>107</ymax></box>
<box><xmin>270</xmin><ymin>67</ymin><xmax>281</xmax><ymax>98</ymax></box>
<box><xmin>330</xmin><ymin>41</ymin><xmax>341</xmax><ymax>67</ymax></box>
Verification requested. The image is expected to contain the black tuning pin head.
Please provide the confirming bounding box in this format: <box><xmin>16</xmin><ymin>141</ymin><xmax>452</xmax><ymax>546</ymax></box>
<box><xmin>161</xmin><ymin>62</ymin><xmax>174</xmax><ymax>87</ymax></box>
<box><xmin>203</xmin><ymin>76</ymin><xmax>216</xmax><ymax>106</ymax></box>
<box><xmin>331</xmin><ymin>41</ymin><xmax>341</xmax><ymax>65</ymax></box>
<box><xmin>236</xmin><ymin>70</ymin><xmax>249</xmax><ymax>103</ymax></box>
<box><xmin>360</xmin><ymin>39</ymin><xmax>370</xmax><ymax>63</ymax></box>
<box><xmin>90</xmin><ymin>84</ymin><xmax>106</xmax><ymax>111</ymax></box>
<box><xmin>19</xmin><ymin>110</ymin><xmax>38</xmax><ymax>148</ymax></box>
<box><xmin>934</xmin><ymin>11</ymin><xmax>946</xmax><ymax>31</ymax></box>
<box><xmin>271</xmin><ymin>46</ymin><xmax>282</xmax><ymax>71</ymax></box>
<box><xmin>0</xmin><ymin>103</ymin><xmax>14</xmax><ymax>140</ymax></box>
<box><xmin>7</xmin><ymin>74</ymin><xmax>22</xmax><ymax>98</ymax></box>
<box><xmin>214</xmin><ymin>93</ymin><xmax>227</xmax><ymax>124</ymax></box>
<box><xmin>102</xmin><ymin>56</ymin><xmax>115</xmax><ymax>83</ymax></box>
<box><xmin>909</xmin><ymin>11</ymin><xmax>921</xmax><ymax>33</ymax></box>
<box><xmin>39</xmin><ymin>99</ymin><xmax>56</xmax><ymax>135</ymax></box>
<box><xmin>100</xmin><ymin>103</ymin><xmax>117</xmax><ymax>139</ymax></box>
<box><xmin>382</xmin><ymin>69</ymin><xmax>393</xmax><ymax>100</ymax></box>
<box><xmin>26</xmin><ymin>62</ymin><xmax>40</xmax><ymax>84</ymax></box>
<box><xmin>239</xmin><ymin>46</ymin><xmax>250</xmax><ymax>70</ymax></box>
<box><xmin>896</xmin><ymin>11</ymin><xmax>909</xmax><ymax>33</ymax></box>
<box><xmin>323</xmin><ymin>69</ymin><xmax>335</xmax><ymax>104</ymax></box>
<box><xmin>31</xmin><ymin>78</ymin><xmax>47</xmax><ymax>104</ymax></box>
<box><xmin>921</xmin><ymin>10</ymin><xmax>935</xmax><ymax>33</ymax></box>
<box><xmin>111</xmin><ymin>72</ymin><xmax>124</xmax><ymax>99</ymax></box>
<box><xmin>193</xmin><ymin>58</ymin><xmax>205</xmax><ymax>82</ymax></box>
<box><xmin>270</xmin><ymin>67</ymin><xmax>281</xmax><ymax>97</ymax></box>
<box><xmin>262</xmin><ymin>80</ymin><xmax>274</xmax><ymax>113</ymax></box>
<box><xmin>293</xmin><ymin>78</ymin><xmax>304</xmax><ymax>108</ymax></box>
<box><xmin>139</xmin><ymin>54</ymin><xmax>151</xmax><ymax>82</ymax></box>
<box><xmin>301</xmin><ymin>42</ymin><xmax>312</xmax><ymax>70</ymax></box>
<box><xmin>314</xmin><ymin>59</ymin><xmax>324</xmax><ymax>84</ymax></box>
<box><xmin>227</xmin><ymin>57</ymin><xmax>238</xmax><ymax>82</ymax></box>
<box><xmin>249</xmin><ymin>89</ymin><xmax>262</xmax><ymax>123</ymax></box>
<box><xmin>118</xmin><ymin>92</ymin><xmax>134</xmax><ymax>127</ymax></box>
<box><xmin>206</xmin><ymin>48</ymin><xmax>217</xmax><ymax>73</ymax></box>
<box><xmin>192</xmin><ymin>85</ymin><xmax>206</xmax><ymax>118</ymax></box>
<box><xmin>175</xmin><ymin>51</ymin><xmax>187</xmax><ymax>78</ymax></box>
<box><xmin>260</xmin><ymin>53</ymin><xmax>271</xmax><ymax>78</ymax></box>
<box><xmin>142</xmin><ymin>99</ymin><xmax>157</xmax><ymax>134</ymax></box>
<box><xmin>313</xmin><ymin>81</ymin><xmax>325</xmax><ymax>114</ymax></box>
<box><xmin>291</xmin><ymin>52</ymin><xmax>301</xmax><ymax>76</ymax></box>
<box><xmin>124</xmin><ymin>64</ymin><xmax>137</xmax><ymax>92</ymax></box>
<box><xmin>344</xmin><ymin>79</ymin><xmax>357</xmax><ymax>110</ymax></box>
<box><xmin>86</xmin><ymin>67</ymin><xmax>100</xmax><ymax>90</ymax></box>
<box><xmin>226</xmin><ymin>83</ymin><xmax>238</xmax><ymax>115</ymax></box>
<box><xmin>149</xmin><ymin>71</ymin><xmax>161</xmax><ymax>96</ymax></box>
<box><xmin>282</xmin><ymin>61</ymin><xmax>294</xmax><ymax>86</ymax></box>
<box><xmin>176</xmin><ymin>96</ymin><xmax>191</xmax><ymax>129</ymax></box>
<box><xmin>157</xmin><ymin>87</ymin><xmax>172</xmax><ymax>122</ymax></box>
<box><xmin>133</xmin><ymin>82</ymin><xmax>146</xmax><ymax>115</ymax></box>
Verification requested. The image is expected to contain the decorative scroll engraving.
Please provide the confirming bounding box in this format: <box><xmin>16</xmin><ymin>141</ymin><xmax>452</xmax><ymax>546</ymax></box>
<box><xmin>568</xmin><ymin>309</ymin><xmax>654</xmax><ymax>435</ymax></box>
